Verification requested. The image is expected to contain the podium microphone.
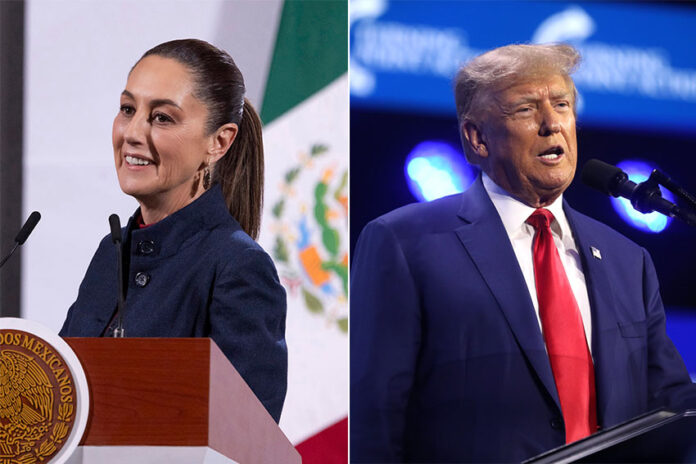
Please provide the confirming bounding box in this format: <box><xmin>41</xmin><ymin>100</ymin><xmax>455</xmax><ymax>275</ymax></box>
<box><xmin>109</xmin><ymin>214</ymin><xmax>126</xmax><ymax>337</ymax></box>
<box><xmin>581</xmin><ymin>159</ymin><xmax>696</xmax><ymax>227</ymax></box>
<box><xmin>0</xmin><ymin>211</ymin><xmax>41</xmax><ymax>269</ymax></box>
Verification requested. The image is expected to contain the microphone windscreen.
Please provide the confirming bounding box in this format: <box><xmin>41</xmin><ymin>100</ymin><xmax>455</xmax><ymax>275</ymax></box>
<box><xmin>15</xmin><ymin>211</ymin><xmax>41</xmax><ymax>245</ymax></box>
<box><xmin>109</xmin><ymin>214</ymin><xmax>122</xmax><ymax>244</ymax></box>
<box><xmin>581</xmin><ymin>159</ymin><xmax>623</xmax><ymax>195</ymax></box>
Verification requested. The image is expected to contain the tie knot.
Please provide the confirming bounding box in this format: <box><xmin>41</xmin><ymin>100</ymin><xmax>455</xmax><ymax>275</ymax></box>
<box><xmin>526</xmin><ymin>208</ymin><xmax>554</xmax><ymax>230</ymax></box>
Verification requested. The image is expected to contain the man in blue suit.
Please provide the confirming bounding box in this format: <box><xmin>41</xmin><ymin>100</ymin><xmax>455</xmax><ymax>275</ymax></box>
<box><xmin>350</xmin><ymin>43</ymin><xmax>696</xmax><ymax>462</ymax></box>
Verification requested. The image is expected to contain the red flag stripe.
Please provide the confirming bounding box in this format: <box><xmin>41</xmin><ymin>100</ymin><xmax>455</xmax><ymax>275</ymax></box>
<box><xmin>295</xmin><ymin>417</ymin><xmax>348</xmax><ymax>463</ymax></box>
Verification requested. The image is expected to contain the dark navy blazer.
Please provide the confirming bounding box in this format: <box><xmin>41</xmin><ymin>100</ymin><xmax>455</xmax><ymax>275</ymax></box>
<box><xmin>60</xmin><ymin>185</ymin><xmax>287</xmax><ymax>423</ymax></box>
<box><xmin>350</xmin><ymin>176</ymin><xmax>696</xmax><ymax>462</ymax></box>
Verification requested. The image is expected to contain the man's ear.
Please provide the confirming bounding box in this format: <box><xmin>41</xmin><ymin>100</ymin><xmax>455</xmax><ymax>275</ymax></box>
<box><xmin>461</xmin><ymin>120</ymin><xmax>488</xmax><ymax>159</ymax></box>
<box><xmin>207</xmin><ymin>123</ymin><xmax>238</xmax><ymax>163</ymax></box>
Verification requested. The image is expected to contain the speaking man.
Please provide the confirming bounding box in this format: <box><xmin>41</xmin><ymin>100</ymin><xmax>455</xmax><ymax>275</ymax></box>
<box><xmin>350</xmin><ymin>44</ymin><xmax>696</xmax><ymax>462</ymax></box>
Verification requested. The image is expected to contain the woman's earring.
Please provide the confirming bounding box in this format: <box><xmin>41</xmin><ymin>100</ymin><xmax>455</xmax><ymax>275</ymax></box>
<box><xmin>203</xmin><ymin>166</ymin><xmax>211</xmax><ymax>190</ymax></box>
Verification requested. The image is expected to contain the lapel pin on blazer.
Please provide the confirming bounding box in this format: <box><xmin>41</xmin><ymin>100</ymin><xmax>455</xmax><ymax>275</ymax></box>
<box><xmin>590</xmin><ymin>246</ymin><xmax>602</xmax><ymax>260</ymax></box>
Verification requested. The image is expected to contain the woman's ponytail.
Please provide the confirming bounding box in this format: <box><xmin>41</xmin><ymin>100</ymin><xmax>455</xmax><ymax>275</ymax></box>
<box><xmin>213</xmin><ymin>98</ymin><xmax>264</xmax><ymax>240</ymax></box>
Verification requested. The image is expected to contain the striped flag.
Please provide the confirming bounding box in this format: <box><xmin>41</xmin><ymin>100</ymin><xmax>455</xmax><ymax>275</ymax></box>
<box><xmin>259</xmin><ymin>1</ymin><xmax>348</xmax><ymax>462</ymax></box>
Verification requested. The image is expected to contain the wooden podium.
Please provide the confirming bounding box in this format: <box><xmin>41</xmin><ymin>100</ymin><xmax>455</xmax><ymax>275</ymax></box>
<box><xmin>63</xmin><ymin>338</ymin><xmax>300</xmax><ymax>463</ymax></box>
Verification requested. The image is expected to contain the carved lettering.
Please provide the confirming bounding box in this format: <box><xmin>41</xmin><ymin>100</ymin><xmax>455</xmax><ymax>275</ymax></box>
<box><xmin>32</xmin><ymin>340</ymin><xmax>44</xmax><ymax>356</ymax></box>
<box><xmin>57</xmin><ymin>373</ymin><xmax>71</xmax><ymax>388</ymax></box>
<box><xmin>39</xmin><ymin>344</ymin><xmax>52</xmax><ymax>362</ymax></box>
<box><xmin>21</xmin><ymin>334</ymin><xmax>35</xmax><ymax>351</ymax></box>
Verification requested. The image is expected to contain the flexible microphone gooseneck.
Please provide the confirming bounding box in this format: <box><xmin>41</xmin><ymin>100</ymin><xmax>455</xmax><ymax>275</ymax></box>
<box><xmin>0</xmin><ymin>211</ymin><xmax>41</xmax><ymax>269</ymax></box>
<box><xmin>109</xmin><ymin>214</ymin><xmax>126</xmax><ymax>337</ymax></box>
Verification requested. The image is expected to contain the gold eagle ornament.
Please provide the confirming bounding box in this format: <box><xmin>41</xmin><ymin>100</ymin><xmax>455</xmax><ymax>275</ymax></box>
<box><xmin>0</xmin><ymin>349</ymin><xmax>54</xmax><ymax>456</ymax></box>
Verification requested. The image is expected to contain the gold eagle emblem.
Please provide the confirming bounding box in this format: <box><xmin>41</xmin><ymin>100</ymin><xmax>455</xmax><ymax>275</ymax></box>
<box><xmin>0</xmin><ymin>349</ymin><xmax>54</xmax><ymax>456</ymax></box>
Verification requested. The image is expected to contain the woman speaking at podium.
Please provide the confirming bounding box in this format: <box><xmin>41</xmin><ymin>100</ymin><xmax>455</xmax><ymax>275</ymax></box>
<box><xmin>59</xmin><ymin>39</ymin><xmax>287</xmax><ymax>423</ymax></box>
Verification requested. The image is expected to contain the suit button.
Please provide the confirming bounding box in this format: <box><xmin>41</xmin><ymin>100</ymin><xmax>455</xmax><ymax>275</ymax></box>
<box><xmin>550</xmin><ymin>418</ymin><xmax>563</xmax><ymax>430</ymax></box>
<box><xmin>137</xmin><ymin>240</ymin><xmax>155</xmax><ymax>255</ymax></box>
<box><xmin>134</xmin><ymin>272</ymin><xmax>150</xmax><ymax>287</ymax></box>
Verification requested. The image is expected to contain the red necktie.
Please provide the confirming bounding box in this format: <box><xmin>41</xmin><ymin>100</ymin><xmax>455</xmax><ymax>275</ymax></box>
<box><xmin>527</xmin><ymin>208</ymin><xmax>597</xmax><ymax>443</ymax></box>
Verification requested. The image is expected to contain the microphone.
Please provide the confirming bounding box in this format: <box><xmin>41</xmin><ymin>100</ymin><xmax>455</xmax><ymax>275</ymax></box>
<box><xmin>582</xmin><ymin>159</ymin><xmax>637</xmax><ymax>199</ymax></box>
<box><xmin>582</xmin><ymin>159</ymin><xmax>696</xmax><ymax>227</ymax></box>
<box><xmin>15</xmin><ymin>211</ymin><xmax>41</xmax><ymax>245</ymax></box>
<box><xmin>109</xmin><ymin>214</ymin><xmax>126</xmax><ymax>338</ymax></box>
<box><xmin>0</xmin><ymin>211</ymin><xmax>42</xmax><ymax>269</ymax></box>
<box><xmin>109</xmin><ymin>213</ymin><xmax>122</xmax><ymax>244</ymax></box>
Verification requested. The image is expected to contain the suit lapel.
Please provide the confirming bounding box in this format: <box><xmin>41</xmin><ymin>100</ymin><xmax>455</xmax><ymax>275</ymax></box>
<box><xmin>451</xmin><ymin>181</ymin><xmax>622</xmax><ymax>425</ymax></box>
<box><xmin>564</xmin><ymin>203</ymin><xmax>619</xmax><ymax>427</ymax></box>
<box><xmin>455</xmin><ymin>178</ymin><xmax>561</xmax><ymax>410</ymax></box>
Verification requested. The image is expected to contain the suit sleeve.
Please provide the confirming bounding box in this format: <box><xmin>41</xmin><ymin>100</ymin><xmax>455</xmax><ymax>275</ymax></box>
<box><xmin>350</xmin><ymin>219</ymin><xmax>421</xmax><ymax>462</ymax></box>
<box><xmin>209</xmin><ymin>246</ymin><xmax>288</xmax><ymax>423</ymax></box>
<box><xmin>643</xmin><ymin>248</ymin><xmax>696</xmax><ymax>410</ymax></box>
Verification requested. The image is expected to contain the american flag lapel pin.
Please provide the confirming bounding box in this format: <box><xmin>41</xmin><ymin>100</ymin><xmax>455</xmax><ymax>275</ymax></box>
<box><xmin>591</xmin><ymin>246</ymin><xmax>602</xmax><ymax>260</ymax></box>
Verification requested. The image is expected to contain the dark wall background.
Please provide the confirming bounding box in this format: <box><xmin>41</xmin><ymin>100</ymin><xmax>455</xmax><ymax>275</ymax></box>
<box><xmin>0</xmin><ymin>1</ymin><xmax>24</xmax><ymax>317</ymax></box>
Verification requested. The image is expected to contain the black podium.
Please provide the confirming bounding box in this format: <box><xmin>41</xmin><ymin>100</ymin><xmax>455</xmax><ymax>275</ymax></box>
<box><xmin>525</xmin><ymin>409</ymin><xmax>696</xmax><ymax>463</ymax></box>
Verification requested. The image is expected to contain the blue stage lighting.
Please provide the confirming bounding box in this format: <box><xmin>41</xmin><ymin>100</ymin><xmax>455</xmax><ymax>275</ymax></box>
<box><xmin>405</xmin><ymin>141</ymin><xmax>475</xmax><ymax>202</ymax></box>
<box><xmin>610</xmin><ymin>160</ymin><xmax>675</xmax><ymax>233</ymax></box>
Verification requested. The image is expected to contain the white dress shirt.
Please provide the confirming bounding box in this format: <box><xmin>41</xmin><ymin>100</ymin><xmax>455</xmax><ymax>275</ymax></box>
<box><xmin>482</xmin><ymin>173</ymin><xmax>593</xmax><ymax>352</ymax></box>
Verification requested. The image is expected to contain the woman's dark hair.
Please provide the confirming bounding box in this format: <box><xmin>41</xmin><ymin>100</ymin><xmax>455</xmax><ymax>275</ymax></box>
<box><xmin>139</xmin><ymin>39</ymin><xmax>264</xmax><ymax>239</ymax></box>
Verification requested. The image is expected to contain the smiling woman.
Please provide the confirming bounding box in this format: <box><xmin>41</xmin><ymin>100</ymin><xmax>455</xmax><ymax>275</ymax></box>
<box><xmin>113</xmin><ymin>55</ymin><xmax>223</xmax><ymax>221</ymax></box>
<box><xmin>58</xmin><ymin>39</ymin><xmax>287</xmax><ymax>423</ymax></box>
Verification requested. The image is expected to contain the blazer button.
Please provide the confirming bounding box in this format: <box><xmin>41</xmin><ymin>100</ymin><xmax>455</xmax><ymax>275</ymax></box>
<box><xmin>134</xmin><ymin>272</ymin><xmax>150</xmax><ymax>287</ymax></box>
<box><xmin>550</xmin><ymin>418</ymin><xmax>563</xmax><ymax>430</ymax></box>
<box><xmin>137</xmin><ymin>240</ymin><xmax>155</xmax><ymax>255</ymax></box>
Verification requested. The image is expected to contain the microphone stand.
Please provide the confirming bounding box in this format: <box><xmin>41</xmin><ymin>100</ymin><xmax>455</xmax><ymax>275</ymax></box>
<box><xmin>649</xmin><ymin>169</ymin><xmax>696</xmax><ymax>211</ymax></box>
<box><xmin>109</xmin><ymin>214</ymin><xmax>126</xmax><ymax>337</ymax></box>
<box><xmin>113</xmin><ymin>238</ymin><xmax>125</xmax><ymax>338</ymax></box>
<box><xmin>0</xmin><ymin>242</ymin><xmax>20</xmax><ymax>269</ymax></box>
<box><xmin>634</xmin><ymin>170</ymin><xmax>696</xmax><ymax>228</ymax></box>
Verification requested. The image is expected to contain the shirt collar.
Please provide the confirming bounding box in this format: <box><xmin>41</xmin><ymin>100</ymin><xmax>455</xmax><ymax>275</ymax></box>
<box><xmin>481</xmin><ymin>172</ymin><xmax>571</xmax><ymax>240</ymax></box>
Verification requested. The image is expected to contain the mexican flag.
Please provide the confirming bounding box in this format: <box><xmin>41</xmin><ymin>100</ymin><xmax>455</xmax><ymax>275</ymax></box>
<box><xmin>258</xmin><ymin>2</ymin><xmax>348</xmax><ymax>462</ymax></box>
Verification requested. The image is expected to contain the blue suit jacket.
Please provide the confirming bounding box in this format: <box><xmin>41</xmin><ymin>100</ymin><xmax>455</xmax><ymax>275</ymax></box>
<box><xmin>60</xmin><ymin>185</ymin><xmax>288</xmax><ymax>423</ymax></box>
<box><xmin>350</xmin><ymin>177</ymin><xmax>696</xmax><ymax>462</ymax></box>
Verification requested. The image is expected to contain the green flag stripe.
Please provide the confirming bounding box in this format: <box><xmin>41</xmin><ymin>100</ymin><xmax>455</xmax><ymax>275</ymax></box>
<box><xmin>260</xmin><ymin>0</ymin><xmax>347</xmax><ymax>125</ymax></box>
